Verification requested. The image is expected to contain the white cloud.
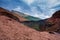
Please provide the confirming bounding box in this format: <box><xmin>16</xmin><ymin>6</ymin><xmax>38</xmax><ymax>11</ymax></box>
<box><xmin>13</xmin><ymin>6</ymin><xmax>29</xmax><ymax>13</ymax></box>
<box><xmin>22</xmin><ymin>0</ymin><xmax>34</xmax><ymax>5</ymax></box>
<box><xmin>13</xmin><ymin>0</ymin><xmax>60</xmax><ymax>19</ymax></box>
<box><xmin>39</xmin><ymin>14</ymin><xmax>51</xmax><ymax>19</ymax></box>
<box><xmin>13</xmin><ymin>6</ymin><xmax>22</xmax><ymax>12</ymax></box>
<box><xmin>47</xmin><ymin>0</ymin><xmax>59</xmax><ymax>8</ymax></box>
<box><xmin>47</xmin><ymin>0</ymin><xmax>58</xmax><ymax>4</ymax></box>
<box><xmin>13</xmin><ymin>6</ymin><xmax>29</xmax><ymax>14</ymax></box>
<box><xmin>13</xmin><ymin>6</ymin><xmax>53</xmax><ymax>19</ymax></box>
<box><xmin>33</xmin><ymin>13</ymin><xmax>51</xmax><ymax>19</ymax></box>
<box><xmin>26</xmin><ymin>6</ymin><xmax>51</xmax><ymax>19</ymax></box>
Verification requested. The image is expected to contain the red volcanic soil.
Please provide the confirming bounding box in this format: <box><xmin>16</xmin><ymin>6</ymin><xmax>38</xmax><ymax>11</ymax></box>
<box><xmin>0</xmin><ymin>14</ymin><xmax>60</xmax><ymax>40</ymax></box>
<box><xmin>0</xmin><ymin>7</ymin><xmax>60</xmax><ymax>40</ymax></box>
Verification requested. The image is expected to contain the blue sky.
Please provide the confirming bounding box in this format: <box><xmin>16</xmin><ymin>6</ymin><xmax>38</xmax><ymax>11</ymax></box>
<box><xmin>0</xmin><ymin>0</ymin><xmax>60</xmax><ymax>19</ymax></box>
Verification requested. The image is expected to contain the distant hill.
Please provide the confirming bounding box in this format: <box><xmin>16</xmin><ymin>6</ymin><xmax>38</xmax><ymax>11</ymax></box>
<box><xmin>21</xmin><ymin>10</ymin><xmax>60</xmax><ymax>33</ymax></box>
<box><xmin>21</xmin><ymin>19</ymin><xmax>47</xmax><ymax>31</ymax></box>
<box><xmin>12</xmin><ymin>10</ymin><xmax>40</xmax><ymax>21</ymax></box>
<box><xmin>24</xmin><ymin>15</ymin><xmax>40</xmax><ymax>21</ymax></box>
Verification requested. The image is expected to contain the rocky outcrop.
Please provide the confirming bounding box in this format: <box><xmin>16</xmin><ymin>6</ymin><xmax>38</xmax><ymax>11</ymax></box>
<box><xmin>46</xmin><ymin>10</ymin><xmax>60</xmax><ymax>33</ymax></box>
<box><xmin>21</xmin><ymin>10</ymin><xmax>60</xmax><ymax>33</ymax></box>
<box><xmin>0</xmin><ymin>7</ymin><xmax>60</xmax><ymax>40</ymax></box>
<box><xmin>52</xmin><ymin>10</ymin><xmax>60</xmax><ymax>18</ymax></box>
<box><xmin>0</xmin><ymin>7</ymin><xmax>21</xmax><ymax>22</ymax></box>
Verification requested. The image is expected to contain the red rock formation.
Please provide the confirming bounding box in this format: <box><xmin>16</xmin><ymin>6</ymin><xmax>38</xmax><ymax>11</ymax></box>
<box><xmin>0</xmin><ymin>7</ymin><xmax>60</xmax><ymax>40</ymax></box>
<box><xmin>46</xmin><ymin>10</ymin><xmax>60</xmax><ymax>32</ymax></box>
<box><xmin>0</xmin><ymin>7</ymin><xmax>27</xmax><ymax>22</ymax></box>
<box><xmin>52</xmin><ymin>10</ymin><xmax>60</xmax><ymax>18</ymax></box>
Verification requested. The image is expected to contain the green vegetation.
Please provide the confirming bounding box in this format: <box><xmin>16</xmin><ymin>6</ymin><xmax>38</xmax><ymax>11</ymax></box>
<box><xmin>12</xmin><ymin>10</ymin><xmax>41</xmax><ymax>21</ymax></box>
<box><xmin>24</xmin><ymin>16</ymin><xmax>40</xmax><ymax>21</ymax></box>
<box><xmin>32</xmin><ymin>24</ymin><xmax>40</xmax><ymax>31</ymax></box>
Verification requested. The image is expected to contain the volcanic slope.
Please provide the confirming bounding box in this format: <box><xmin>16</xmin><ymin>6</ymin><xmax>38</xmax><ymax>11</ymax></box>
<box><xmin>0</xmin><ymin>7</ymin><xmax>60</xmax><ymax>40</ymax></box>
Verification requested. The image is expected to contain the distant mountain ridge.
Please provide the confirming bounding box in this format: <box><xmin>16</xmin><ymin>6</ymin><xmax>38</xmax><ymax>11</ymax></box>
<box><xmin>21</xmin><ymin>10</ymin><xmax>60</xmax><ymax>33</ymax></box>
<box><xmin>12</xmin><ymin>10</ymin><xmax>40</xmax><ymax>21</ymax></box>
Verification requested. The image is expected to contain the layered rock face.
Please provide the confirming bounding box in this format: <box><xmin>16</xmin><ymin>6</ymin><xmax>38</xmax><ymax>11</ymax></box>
<box><xmin>0</xmin><ymin>7</ymin><xmax>60</xmax><ymax>40</ymax></box>
<box><xmin>21</xmin><ymin>10</ymin><xmax>60</xmax><ymax>33</ymax></box>
<box><xmin>46</xmin><ymin>10</ymin><xmax>60</xmax><ymax>32</ymax></box>
<box><xmin>0</xmin><ymin>7</ymin><xmax>27</xmax><ymax>22</ymax></box>
<box><xmin>52</xmin><ymin>10</ymin><xmax>60</xmax><ymax>18</ymax></box>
